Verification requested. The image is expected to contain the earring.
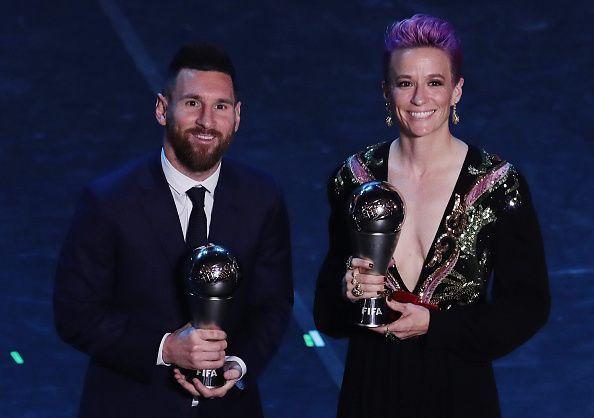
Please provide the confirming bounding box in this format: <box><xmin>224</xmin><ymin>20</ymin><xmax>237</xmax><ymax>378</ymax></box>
<box><xmin>385</xmin><ymin>103</ymin><xmax>393</xmax><ymax>127</ymax></box>
<box><xmin>451</xmin><ymin>103</ymin><xmax>460</xmax><ymax>125</ymax></box>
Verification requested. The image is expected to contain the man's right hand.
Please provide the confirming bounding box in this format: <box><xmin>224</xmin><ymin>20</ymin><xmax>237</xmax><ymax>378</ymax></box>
<box><xmin>163</xmin><ymin>323</ymin><xmax>227</xmax><ymax>370</ymax></box>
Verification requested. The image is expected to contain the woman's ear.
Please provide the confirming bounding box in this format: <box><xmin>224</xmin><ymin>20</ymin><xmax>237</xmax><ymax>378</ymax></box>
<box><xmin>382</xmin><ymin>80</ymin><xmax>391</xmax><ymax>102</ymax></box>
<box><xmin>451</xmin><ymin>77</ymin><xmax>464</xmax><ymax>105</ymax></box>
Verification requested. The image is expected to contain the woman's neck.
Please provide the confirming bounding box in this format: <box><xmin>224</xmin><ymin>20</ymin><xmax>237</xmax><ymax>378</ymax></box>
<box><xmin>391</xmin><ymin>132</ymin><xmax>465</xmax><ymax>178</ymax></box>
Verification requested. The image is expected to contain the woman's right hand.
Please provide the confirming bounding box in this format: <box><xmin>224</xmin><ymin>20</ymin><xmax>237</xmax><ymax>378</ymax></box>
<box><xmin>343</xmin><ymin>257</ymin><xmax>386</xmax><ymax>302</ymax></box>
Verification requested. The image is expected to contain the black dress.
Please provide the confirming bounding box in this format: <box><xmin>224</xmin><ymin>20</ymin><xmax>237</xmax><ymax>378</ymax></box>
<box><xmin>314</xmin><ymin>141</ymin><xmax>550</xmax><ymax>418</ymax></box>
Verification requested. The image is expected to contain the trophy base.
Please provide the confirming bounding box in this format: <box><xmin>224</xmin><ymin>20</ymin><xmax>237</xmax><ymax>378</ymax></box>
<box><xmin>184</xmin><ymin>367</ymin><xmax>226</xmax><ymax>388</ymax></box>
<box><xmin>354</xmin><ymin>296</ymin><xmax>389</xmax><ymax>327</ymax></box>
<box><xmin>197</xmin><ymin>367</ymin><xmax>225</xmax><ymax>388</ymax></box>
<box><xmin>355</xmin><ymin>322</ymin><xmax>383</xmax><ymax>328</ymax></box>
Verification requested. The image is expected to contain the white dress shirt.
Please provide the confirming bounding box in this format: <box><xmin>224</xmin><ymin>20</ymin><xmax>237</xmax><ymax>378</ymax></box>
<box><xmin>161</xmin><ymin>147</ymin><xmax>220</xmax><ymax>238</ymax></box>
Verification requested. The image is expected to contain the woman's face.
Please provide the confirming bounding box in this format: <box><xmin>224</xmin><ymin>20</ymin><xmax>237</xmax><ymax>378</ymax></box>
<box><xmin>385</xmin><ymin>47</ymin><xmax>463</xmax><ymax>139</ymax></box>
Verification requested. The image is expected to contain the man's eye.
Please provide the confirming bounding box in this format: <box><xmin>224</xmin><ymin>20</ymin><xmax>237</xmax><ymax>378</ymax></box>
<box><xmin>215</xmin><ymin>104</ymin><xmax>228</xmax><ymax>110</ymax></box>
<box><xmin>186</xmin><ymin>100</ymin><xmax>198</xmax><ymax>107</ymax></box>
<box><xmin>428</xmin><ymin>80</ymin><xmax>443</xmax><ymax>86</ymax></box>
<box><xmin>397</xmin><ymin>81</ymin><xmax>412</xmax><ymax>88</ymax></box>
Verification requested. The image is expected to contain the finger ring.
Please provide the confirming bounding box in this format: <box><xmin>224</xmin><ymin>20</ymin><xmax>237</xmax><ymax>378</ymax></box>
<box><xmin>351</xmin><ymin>283</ymin><xmax>363</xmax><ymax>297</ymax></box>
<box><xmin>345</xmin><ymin>256</ymin><xmax>354</xmax><ymax>270</ymax></box>
<box><xmin>351</xmin><ymin>276</ymin><xmax>358</xmax><ymax>286</ymax></box>
<box><xmin>384</xmin><ymin>326</ymin><xmax>397</xmax><ymax>341</ymax></box>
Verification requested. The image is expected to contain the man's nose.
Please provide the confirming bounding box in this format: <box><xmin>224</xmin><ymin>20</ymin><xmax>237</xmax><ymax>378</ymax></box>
<box><xmin>196</xmin><ymin>107</ymin><xmax>214</xmax><ymax>128</ymax></box>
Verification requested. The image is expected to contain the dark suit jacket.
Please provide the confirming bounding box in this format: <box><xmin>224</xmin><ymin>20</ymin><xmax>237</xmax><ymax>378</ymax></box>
<box><xmin>54</xmin><ymin>152</ymin><xmax>293</xmax><ymax>418</ymax></box>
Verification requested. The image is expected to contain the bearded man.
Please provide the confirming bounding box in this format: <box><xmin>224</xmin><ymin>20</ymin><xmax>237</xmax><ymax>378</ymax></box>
<box><xmin>54</xmin><ymin>43</ymin><xmax>293</xmax><ymax>418</ymax></box>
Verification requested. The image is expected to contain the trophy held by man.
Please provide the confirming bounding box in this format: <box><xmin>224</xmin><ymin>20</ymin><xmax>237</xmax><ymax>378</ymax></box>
<box><xmin>185</xmin><ymin>244</ymin><xmax>241</xmax><ymax>388</ymax></box>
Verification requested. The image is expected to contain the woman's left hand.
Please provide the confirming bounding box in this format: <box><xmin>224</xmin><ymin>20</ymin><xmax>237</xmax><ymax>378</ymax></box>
<box><xmin>371</xmin><ymin>298</ymin><xmax>430</xmax><ymax>340</ymax></box>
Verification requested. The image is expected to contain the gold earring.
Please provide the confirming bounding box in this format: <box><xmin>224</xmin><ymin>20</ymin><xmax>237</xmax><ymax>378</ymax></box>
<box><xmin>385</xmin><ymin>103</ymin><xmax>393</xmax><ymax>127</ymax></box>
<box><xmin>451</xmin><ymin>103</ymin><xmax>460</xmax><ymax>125</ymax></box>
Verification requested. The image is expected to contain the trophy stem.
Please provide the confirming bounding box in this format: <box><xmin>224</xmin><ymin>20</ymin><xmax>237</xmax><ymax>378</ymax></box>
<box><xmin>350</xmin><ymin>230</ymin><xmax>399</xmax><ymax>275</ymax></box>
<box><xmin>189</xmin><ymin>295</ymin><xmax>233</xmax><ymax>329</ymax></box>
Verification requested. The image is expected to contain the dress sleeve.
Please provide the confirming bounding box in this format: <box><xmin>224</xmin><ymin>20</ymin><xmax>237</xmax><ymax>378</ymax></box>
<box><xmin>314</xmin><ymin>172</ymin><xmax>359</xmax><ymax>338</ymax></box>
<box><xmin>425</xmin><ymin>171</ymin><xmax>550</xmax><ymax>360</ymax></box>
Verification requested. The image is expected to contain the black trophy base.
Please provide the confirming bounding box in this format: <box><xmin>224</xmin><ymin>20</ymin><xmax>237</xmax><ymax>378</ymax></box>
<box><xmin>355</xmin><ymin>296</ymin><xmax>389</xmax><ymax>327</ymax></box>
<box><xmin>184</xmin><ymin>367</ymin><xmax>226</xmax><ymax>388</ymax></box>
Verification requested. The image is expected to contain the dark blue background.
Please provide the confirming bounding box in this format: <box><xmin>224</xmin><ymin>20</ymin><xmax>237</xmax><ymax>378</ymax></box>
<box><xmin>1</xmin><ymin>1</ymin><xmax>592</xmax><ymax>417</ymax></box>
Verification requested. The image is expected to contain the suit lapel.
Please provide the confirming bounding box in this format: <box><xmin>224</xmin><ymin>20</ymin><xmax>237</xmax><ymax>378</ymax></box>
<box><xmin>138</xmin><ymin>154</ymin><xmax>187</xmax><ymax>268</ymax></box>
<box><xmin>209</xmin><ymin>159</ymin><xmax>242</xmax><ymax>247</ymax></box>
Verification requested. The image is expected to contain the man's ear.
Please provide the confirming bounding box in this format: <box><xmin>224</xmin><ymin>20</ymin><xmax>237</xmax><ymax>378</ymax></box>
<box><xmin>155</xmin><ymin>93</ymin><xmax>168</xmax><ymax>126</ymax></box>
<box><xmin>233</xmin><ymin>101</ymin><xmax>241</xmax><ymax>133</ymax></box>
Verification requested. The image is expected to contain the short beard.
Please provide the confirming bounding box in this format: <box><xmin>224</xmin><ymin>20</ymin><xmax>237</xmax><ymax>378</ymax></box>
<box><xmin>167</xmin><ymin>125</ymin><xmax>233</xmax><ymax>173</ymax></box>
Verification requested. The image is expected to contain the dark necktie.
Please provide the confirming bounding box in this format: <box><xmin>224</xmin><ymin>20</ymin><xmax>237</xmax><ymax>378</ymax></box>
<box><xmin>186</xmin><ymin>186</ymin><xmax>208</xmax><ymax>250</ymax></box>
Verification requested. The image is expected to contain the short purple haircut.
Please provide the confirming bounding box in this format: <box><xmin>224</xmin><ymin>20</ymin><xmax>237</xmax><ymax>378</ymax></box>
<box><xmin>383</xmin><ymin>14</ymin><xmax>463</xmax><ymax>83</ymax></box>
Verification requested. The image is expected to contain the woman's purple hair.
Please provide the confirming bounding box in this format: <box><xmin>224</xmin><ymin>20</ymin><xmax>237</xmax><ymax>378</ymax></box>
<box><xmin>383</xmin><ymin>14</ymin><xmax>462</xmax><ymax>83</ymax></box>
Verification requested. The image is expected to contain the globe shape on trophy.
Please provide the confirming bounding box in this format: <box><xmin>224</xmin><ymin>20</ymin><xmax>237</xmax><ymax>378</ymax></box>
<box><xmin>186</xmin><ymin>244</ymin><xmax>240</xmax><ymax>300</ymax></box>
<box><xmin>348</xmin><ymin>181</ymin><xmax>405</xmax><ymax>327</ymax></box>
<box><xmin>349</xmin><ymin>180</ymin><xmax>405</xmax><ymax>236</ymax></box>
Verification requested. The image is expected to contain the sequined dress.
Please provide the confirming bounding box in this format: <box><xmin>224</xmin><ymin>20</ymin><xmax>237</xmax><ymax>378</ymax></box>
<box><xmin>314</xmin><ymin>141</ymin><xmax>550</xmax><ymax>418</ymax></box>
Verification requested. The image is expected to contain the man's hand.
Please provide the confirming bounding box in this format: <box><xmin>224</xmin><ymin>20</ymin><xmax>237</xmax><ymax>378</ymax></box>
<box><xmin>173</xmin><ymin>361</ymin><xmax>242</xmax><ymax>398</ymax></box>
<box><xmin>163</xmin><ymin>323</ymin><xmax>227</xmax><ymax>370</ymax></box>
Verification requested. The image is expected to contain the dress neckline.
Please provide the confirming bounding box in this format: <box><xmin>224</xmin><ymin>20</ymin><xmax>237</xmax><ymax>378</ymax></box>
<box><xmin>388</xmin><ymin>145</ymin><xmax>472</xmax><ymax>295</ymax></box>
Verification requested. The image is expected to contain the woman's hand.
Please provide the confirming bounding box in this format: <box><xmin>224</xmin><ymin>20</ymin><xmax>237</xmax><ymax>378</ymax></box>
<box><xmin>343</xmin><ymin>256</ymin><xmax>385</xmax><ymax>302</ymax></box>
<box><xmin>371</xmin><ymin>298</ymin><xmax>430</xmax><ymax>340</ymax></box>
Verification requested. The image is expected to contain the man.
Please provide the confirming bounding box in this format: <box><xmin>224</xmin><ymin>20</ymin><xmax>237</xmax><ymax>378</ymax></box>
<box><xmin>54</xmin><ymin>43</ymin><xmax>293</xmax><ymax>417</ymax></box>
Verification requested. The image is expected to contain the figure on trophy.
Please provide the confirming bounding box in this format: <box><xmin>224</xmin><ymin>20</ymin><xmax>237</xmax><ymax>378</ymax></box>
<box><xmin>185</xmin><ymin>244</ymin><xmax>241</xmax><ymax>388</ymax></box>
<box><xmin>348</xmin><ymin>181</ymin><xmax>405</xmax><ymax>327</ymax></box>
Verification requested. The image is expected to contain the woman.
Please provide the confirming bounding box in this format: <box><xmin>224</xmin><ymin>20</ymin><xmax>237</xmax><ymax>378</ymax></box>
<box><xmin>314</xmin><ymin>14</ymin><xmax>550</xmax><ymax>418</ymax></box>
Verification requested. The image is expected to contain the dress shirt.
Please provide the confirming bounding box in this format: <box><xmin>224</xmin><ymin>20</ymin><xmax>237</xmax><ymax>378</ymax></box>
<box><xmin>160</xmin><ymin>148</ymin><xmax>220</xmax><ymax>239</ymax></box>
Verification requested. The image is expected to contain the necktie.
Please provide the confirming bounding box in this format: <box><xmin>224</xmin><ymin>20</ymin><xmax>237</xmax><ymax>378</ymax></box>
<box><xmin>186</xmin><ymin>186</ymin><xmax>208</xmax><ymax>250</ymax></box>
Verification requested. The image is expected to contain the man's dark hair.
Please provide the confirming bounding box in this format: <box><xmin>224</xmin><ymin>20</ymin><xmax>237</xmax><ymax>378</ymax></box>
<box><xmin>163</xmin><ymin>42</ymin><xmax>238</xmax><ymax>98</ymax></box>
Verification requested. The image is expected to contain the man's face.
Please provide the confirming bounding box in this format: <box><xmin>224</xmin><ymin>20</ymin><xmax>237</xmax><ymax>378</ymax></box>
<box><xmin>159</xmin><ymin>69</ymin><xmax>240</xmax><ymax>173</ymax></box>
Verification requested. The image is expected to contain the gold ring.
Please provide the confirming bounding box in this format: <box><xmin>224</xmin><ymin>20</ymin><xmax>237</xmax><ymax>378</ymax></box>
<box><xmin>384</xmin><ymin>326</ymin><xmax>397</xmax><ymax>341</ymax></box>
<box><xmin>345</xmin><ymin>256</ymin><xmax>354</xmax><ymax>270</ymax></box>
<box><xmin>351</xmin><ymin>283</ymin><xmax>363</xmax><ymax>297</ymax></box>
<box><xmin>351</xmin><ymin>276</ymin><xmax>358</xmax><ymax>286</ymax></box>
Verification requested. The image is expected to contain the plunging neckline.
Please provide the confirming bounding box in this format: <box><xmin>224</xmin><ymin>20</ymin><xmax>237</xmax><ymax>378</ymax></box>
<box><xmin>388</xmin><ymin>146</ymin><xmax>471</xmax><ymax>295</ymax></box>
